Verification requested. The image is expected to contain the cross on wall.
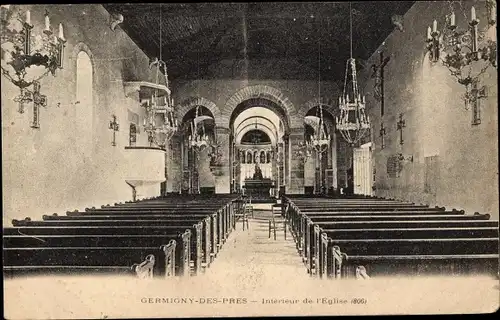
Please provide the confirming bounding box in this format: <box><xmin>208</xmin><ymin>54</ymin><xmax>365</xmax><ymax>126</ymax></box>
<box><xmin>13</xmin><ymin>81</ymin><xmax>47</xmax><ymax>129</ymax></box>
<box><xmin>108</xmin><ymin>115</ymin><xmax>119</xmax><ymax>146</ymax></box>
<box><xmin>379</xmin><ymin>122</ymin><xmax>386</xmax><ymax>149</ymax></box>
<box><xmin>396</xmin><ymin>113</ymin><xmax>406</xmax><ymax>145</ymax></box>
<box><xmin>371</xmin><ymin>51</ymin><xmax>391</xmax><ymax>117</ymax></box>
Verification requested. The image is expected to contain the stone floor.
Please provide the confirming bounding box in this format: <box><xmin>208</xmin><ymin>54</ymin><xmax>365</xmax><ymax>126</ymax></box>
<box><xmin>205</xmin><ymin>204</ymin><xmax>309</xmax><ymax>287</ymax></box>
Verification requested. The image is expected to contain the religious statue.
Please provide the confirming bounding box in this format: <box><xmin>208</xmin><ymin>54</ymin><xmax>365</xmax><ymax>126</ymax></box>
<box><xmin>252</xmin><ymin>163</ymin><xmax>263</xmax><ymax>180</ymax></box>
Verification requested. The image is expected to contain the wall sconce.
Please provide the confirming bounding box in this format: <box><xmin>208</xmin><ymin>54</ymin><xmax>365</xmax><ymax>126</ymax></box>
<box><xmin>109</xmin><ymin>115</ymin><xmax>119</xmax><ymax>146</ymax></box>
<box><xmin>1</xmin><ymin>7</ymin><xmax>66</xmax><ymax>127</ymax></box>
<box><xmin>425</xmin><ymin>3</ymin><xmax>497</xmax><ymax>108</ymax></box>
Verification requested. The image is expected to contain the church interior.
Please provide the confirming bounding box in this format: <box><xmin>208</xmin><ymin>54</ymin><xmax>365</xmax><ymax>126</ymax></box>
<box><xmin>1</xmin><ymin>2</ymin><xmax>499</xmax><ymax>317</ymax></box>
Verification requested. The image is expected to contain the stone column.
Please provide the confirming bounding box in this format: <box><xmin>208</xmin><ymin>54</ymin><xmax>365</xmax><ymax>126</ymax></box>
<box><xmin>215</xmin><ymin>126</ymin><xmax>231</xmax><ymax>194</ymax></box>
<box><xmin>166</xmin><ymin>133</ymin><xmax>183</xmax><ymax>193</ymax></box>
<box><xmin>288</xmin><ymin>127</ymin><xmax>305</xmax><ymax>194</ymax></box>
<box><xmin>271</xmin><ymin>145</ymin><xmax>278</xmax><ymax>197</ymax></box>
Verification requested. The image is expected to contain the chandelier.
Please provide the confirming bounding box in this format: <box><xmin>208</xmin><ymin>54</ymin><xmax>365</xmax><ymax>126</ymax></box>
<box><xmin>336</xmin><ymin>3</ymin><xmax>371</xmax><ymax>146</ymax></box>
<box><xmin>425</xmin><ymin>1</ymin><xmax>497</xmax><ymax>107</ymax></box>
<box><xmin>297</xmin><ymin>19</ymin><xmax>330</xmax><ymax>163</ymax></box>
<box><xmin>1</xmin><ymin>6</ymin><xmax>66</xmax><ymax>127</ymax></box>
<box><xmin>188</xmin><ymin>105</ymin><xmax>213</xmax><ymax>150</ymax></box>
<box><xmin>142</xmin><ymin>6</ymin><xmax>178</xmax><ymax>148</ymax></box>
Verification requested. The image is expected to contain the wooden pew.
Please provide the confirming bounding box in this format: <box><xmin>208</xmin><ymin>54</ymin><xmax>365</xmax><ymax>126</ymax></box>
<box><xmin>79</xmin><ymin>207</ymin><xmax>233</xmax><ymax>247</ymax></box>
<box><xmin>333</xmin><ymin>252</ymin><xmax>499</xmax><ymax>279</ymax></box>
<box><xmin>3</xmin><ymin>245</ymin><xmax>175</xmax><ymax>279</ymax></box>
<box><xmin>63</xmin><ymin>209</ymin><xmax>228</xmax><ymax>259</ymax></box>
<box><xmin>3</xmin><ymin>226</ymin><xmax>192</xmax><ymax>276</ymax></box>
<box><xmin>313</xmin><ymin>227</ymin><xmax>499</xmax><ymax>277</ymax></box>
<box><xmin>13</xmin><ymin>217</ymin><xmax>213</xmax><ymax>271</ymax></box>
<box><xmin>3</xmin><ymin>235</ymin><xmax>179</xmax><ymax>277</ymax></box>
<box><xmin>11</xmin><ymin>221</ymin><xmax>205</xmax><ymax>276</ymax></box>
<box><xmin>303</xmin><ymin>214</ymin><xmax>491</xmax><ymax>221</ymax></box>
<box><xmin>320</xmin><ymin>238</ymin><xmax>499</xmax><ymax>279</ymax></box>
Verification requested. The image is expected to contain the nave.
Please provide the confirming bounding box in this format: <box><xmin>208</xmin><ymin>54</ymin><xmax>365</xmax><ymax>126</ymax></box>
<box><xmin>4</xmin><ymin>194</ymin><xmax>498</xmax><ymax>280</ymax></box>
<box><xmin>3</xmin><ymin>194</ymin><xmax>500</xmax><ymax>318</ymax></box>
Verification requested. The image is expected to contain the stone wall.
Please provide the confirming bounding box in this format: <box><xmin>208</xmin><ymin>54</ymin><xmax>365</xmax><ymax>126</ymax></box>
<box><xmin>2</xmin><ymin>4</ymin><xmax>166</xmax><ymax>224</ymax></box>
<box><xmin>361</xmin><ymin>0</ymin><xmax>498</xmax><ymax>217</ymax></box>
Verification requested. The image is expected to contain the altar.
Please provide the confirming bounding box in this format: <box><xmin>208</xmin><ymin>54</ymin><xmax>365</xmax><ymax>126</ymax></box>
<box><xmin>242</xmin><ymin>164</ymin><xmax>274</xmax><ymax>200</ymax></box>
<box><xmin>243</xmin><ymin>178</ymin><xmax>274</xmax><ymax>199</ymax></box>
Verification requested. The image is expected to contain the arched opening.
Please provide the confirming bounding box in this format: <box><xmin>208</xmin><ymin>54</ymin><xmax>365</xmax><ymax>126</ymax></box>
<box><xmin>229</xmin><ymin>98</ymin><xmax>290</xmax><ymax>199</ymax></box>
<box><xmin>75</xmin><ymin>50</ymin><xmax>93</xmax><ymax>156</ymax></box>
<box><xmin>303</xmin><ymin>105</ymin><xmax>337</xmax><ymax>194</ymax></box>
<box><xmin>180</xmin><ymin>105</ymin><xmax>216</xmax><ymax>194</ymax></box>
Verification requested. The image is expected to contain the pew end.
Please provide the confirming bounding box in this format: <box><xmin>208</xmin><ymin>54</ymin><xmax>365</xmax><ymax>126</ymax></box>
<box><xmin>132</xmin><ymin>254</ymin><xmax>155</xmax><ymax>279</ymax></box>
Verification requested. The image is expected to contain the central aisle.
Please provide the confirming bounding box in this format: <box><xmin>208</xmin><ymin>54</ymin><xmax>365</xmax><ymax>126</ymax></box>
<box><xmin>205</xmin><ymin>204</ymin><xmax>310</xmax><ymax>287</ymax></box>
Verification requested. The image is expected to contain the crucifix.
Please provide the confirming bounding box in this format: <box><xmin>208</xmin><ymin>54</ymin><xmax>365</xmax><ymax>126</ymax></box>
<box><xmin>396</xmin><ymin>113</ymin><xmax>406</xmax><ymax>145</ymax></box>
<box><xmin>371</xmin><ymin>51</ymin><xmax>391</xmax><ymax>117</ymax></box>
<box><xmin>30</xmin><ymin>81</ymin><xmax>47</xmax><ymax>129</ymax></box>
<box><xmin>379</xmin><ymin>122</ymin><xmax>387</xmax><ymax>149</ymax></box>
<box><xmin>108</xmin><ymin>115</ymin><xmax>119</xmax><ymax>146</ymax></box>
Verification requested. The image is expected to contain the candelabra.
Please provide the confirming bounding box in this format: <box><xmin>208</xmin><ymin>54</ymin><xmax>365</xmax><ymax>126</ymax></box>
<box><xmin>336</xmin><ymin>58</ymin><xmax>371</xmax><ymax>146</ymax></box>
<box><xmin>425</xmin><ymin>2</ymin><xmax>497</xmax><ymax>109</ymax></box>
<box><xmin>1</xmin><ymin>6</ymin><xmax>66</xmax><ymax>127</ymax></box>
<box><xmin>142</xmin><ymin>97</ymin><xmax>178</xmax><ymax>148</ymax></box>
<box><xmin>142</xmin><ymin>56</ymin><xmax>178</xmax><ymax>148</ymax></box>
<box><xmin>336</xmin><ymin>3</ymin><xmax>371</xmax><ymax>146</ymax></box>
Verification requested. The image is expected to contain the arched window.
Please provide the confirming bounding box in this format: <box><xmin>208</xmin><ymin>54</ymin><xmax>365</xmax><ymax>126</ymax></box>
<box><xmin>76</xmin><ymin>50</ymin><xmax>93</xmax><ymax>155</ymax></box>
<box><xmin>247</xmin><ymin>151</ymin><xmax>252</xmax><ymax>164</ymax></box>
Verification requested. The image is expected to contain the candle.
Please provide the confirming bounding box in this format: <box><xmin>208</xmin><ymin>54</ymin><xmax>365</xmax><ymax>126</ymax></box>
<box><xmin>427</xmin><ymin>26</ymin><xmax>432</xmax><ymax>39</ymax></box>
<box><xmin>58</xmin><ymin>23</ymin><xmax>64</xmax><ymax>40</ymax></box>
<box><xmin>471</xmin><ymin>6</ymin><xmax>476</xmax><ymax>21</ymax></box>
<box><xmin>490</xmin><ymin>3</ymin><xmax>496</xmax><ymax>23</ymax></box>
<box><xmin>450</xmin><ymin>12</ymin><xmax>456</xmax><ymax>27</ymax></box>
<box><xmin>26</xmin><ymin>10</ymin><xmax>30</xmax><ymax>24</ymax></box>
<box><xmin>432</xmin><ymin>20</ymin><xmax>437</xmax><ymax>33</ymax></box>
<box><xmin>45</xmin><ymin>14</ymin><xmax>50</xmax><ymax>31</ymax></box>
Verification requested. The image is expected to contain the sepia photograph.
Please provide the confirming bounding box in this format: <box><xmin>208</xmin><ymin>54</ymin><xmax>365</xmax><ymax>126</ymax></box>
<box><xmin>1</xmin><ymin>1</ymin><xmax>499</xmax><ymax>318</ymax></box>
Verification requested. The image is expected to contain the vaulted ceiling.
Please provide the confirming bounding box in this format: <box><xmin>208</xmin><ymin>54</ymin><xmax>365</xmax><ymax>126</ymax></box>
<box><xmin>102</xmin><ymin>2</ymin><xmax>414</xmax><ymax>81</ymax></box>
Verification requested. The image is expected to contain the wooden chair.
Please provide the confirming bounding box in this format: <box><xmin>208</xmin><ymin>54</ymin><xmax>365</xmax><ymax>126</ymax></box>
<box><xmin>268</xmin><ymin>208</ymin><xmax>287</xmax><ymax>240</ymax></box>
<box><xmin>244</xmin><ymin>197</ymin><xmax>254</xmax><ymax>218</ymax></box>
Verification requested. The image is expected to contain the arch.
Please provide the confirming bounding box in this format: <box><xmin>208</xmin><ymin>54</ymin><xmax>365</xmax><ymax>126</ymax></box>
<box><xmin>260</xmin><ymin>151</ymin><xmax>266</xmax><ymax>163</ymax></box>
<box><xmin>247</xmin><ymin>151</ymin><xmax>253</xmax><ymax>164</ymax></box>
<box><xmin>235</xmin><ymin>123</ymin><xmax>277</xmax><ymax>146</ymax></box>
<box><xmin>221</xmin><ymin>85</ymin><xmax>299</xmax><ymax>128</ymax></box>
<box><xmin>176</xmin><ymin>97</ymin><xmax>221</xmax><ymax>126</ymax></box>
<box><xmin>300</xmin><ymin>97</ymin><xmax>338</xmax><ymax>119</ymax></box>
<box><xmin>235</xmin><ymin>115</ymin><xmax>279</xmax><ymax>134</ymax></box>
